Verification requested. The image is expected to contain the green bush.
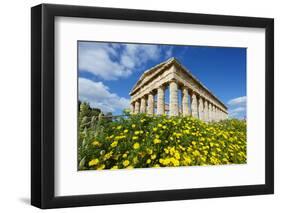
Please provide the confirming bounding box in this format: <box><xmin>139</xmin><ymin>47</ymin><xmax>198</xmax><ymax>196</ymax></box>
<box><xmin>78</xmin><ymin>112</ymin><xmax>246</xmax><ymax>170</ymax></box>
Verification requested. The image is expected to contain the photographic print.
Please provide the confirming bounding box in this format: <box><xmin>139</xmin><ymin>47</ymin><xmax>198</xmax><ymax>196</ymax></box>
<box><xmin>78</xmin><ymin>41</ymin><xmax>247</xmax><ymax>171</ymax></box>
<box><xmin>31</xmin><ymin>5</ymin><xmax>274</xmax><ymax>208</ymax></box>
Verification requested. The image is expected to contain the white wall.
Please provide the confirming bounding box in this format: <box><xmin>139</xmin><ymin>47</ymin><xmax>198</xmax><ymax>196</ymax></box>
<box><xmin>0</xmin><ymin>0</ymin><xmax>279</xmax><ymax>212</ymax></box>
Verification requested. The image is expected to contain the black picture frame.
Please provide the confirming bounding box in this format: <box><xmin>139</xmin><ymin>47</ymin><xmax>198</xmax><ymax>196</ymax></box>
<box><xmin>31</xmin><ymin>3</ymin><xmax>274</xmax><ymax>209</ymax></box>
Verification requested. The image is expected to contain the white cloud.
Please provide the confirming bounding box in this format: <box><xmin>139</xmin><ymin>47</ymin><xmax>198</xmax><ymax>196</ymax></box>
<box><xmin>79</xmin><ymin>42</ymin><xmax>173</xmax><ymax>80</ymax></box>
<box><xmin>229</xmin><ymin>107</ymin><xmax>245</xmax><ymax>113</ymax></box>
<box><xmin>79</xmin><ymin>77</ymin><xmax>130</xmax><ymax>113</ymax></box>
<box><xmin>227</xmin><ymin>96</ymin><xmax>247</xmax><ymax>106</ymax></box>
<box><xmin>79</xmin><ymin>42</ymin><xmax>131</xmax><ymax>80</ymax></box>
<box><xmin>227</xmin><ymin>96</ymin><xmax>247</xmax><ymax>119</ymax></box>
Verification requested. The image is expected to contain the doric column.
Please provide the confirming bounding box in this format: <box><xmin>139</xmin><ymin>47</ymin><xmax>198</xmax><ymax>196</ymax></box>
<box><xmin>204</xmin><ymin>100</ymin><xmax>209</xmax><ymax>122</ymax></box>
<box><xmin>135</xmin><ymin>100</ymin><xmax>140</xmax><ymax>114</ymax></box>
<box><xmin>198</xmin><ymin>97</ymin><xmax>204</xmax><ymax>120</ymax></box>
<box><xmin>191</xmin><ymin>92</ymin><xmax>198</xmax><ymax>118</ymax></box>
<box><xmin>208</xmin><ymin>103</ymin><xmax>212</xmax><ymax>121</ymax></box>
<box><xmin>169</xmin><ymin>80</ymin><xmax>179</xmax><ymax>116</ymax></box>
<box><xmin>213</xmin><ymin>106</ymin><xmax>216</xmax><ymax>121</ymax></box>
<box><xmin>140</xmin><ymin>97</ymin><xmax>146</xmax><ymax>113</ymax></box>
<box><xmin>182</xmin><ymin>87</ymin><xmax>189</xmax><ymax>116</ymax></box>
<box><xmin>157</xmin><ymin>85</ymin><xmax>165</xmax><ymax>115</ymax></box>
<box><xmin>212</xmin><ymin>105</ymin><xmax>215</xmax><ymax>121</ymax></box>
<box><xmin>130</xmin><ymin>102</ymin><xmax>135</xmax><ymax>114</ymax></box>
<box><xmin>147</xmin><ymin>93</ymin><xmax>154</xmax><ymax>115</ymax></box>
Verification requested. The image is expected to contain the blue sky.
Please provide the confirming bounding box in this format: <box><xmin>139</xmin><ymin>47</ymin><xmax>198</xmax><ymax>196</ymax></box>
<box><xmin>78</xmin><ymin>41</ymin><xmax>246</xmax><ymax>119</ymax></box>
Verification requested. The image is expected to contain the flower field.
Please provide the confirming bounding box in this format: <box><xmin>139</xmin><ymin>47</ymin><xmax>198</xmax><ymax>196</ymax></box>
<box><xmin>78</xmin><ymin>104</ymin><xmax>247</xmax><ymax>171</ymax></box>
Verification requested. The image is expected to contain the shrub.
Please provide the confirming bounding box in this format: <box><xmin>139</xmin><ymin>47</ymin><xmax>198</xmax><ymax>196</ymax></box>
<box><xmin>78</xmin><ymin>113</ymin><xmax>246</xmax><ymax>170</ymax></box>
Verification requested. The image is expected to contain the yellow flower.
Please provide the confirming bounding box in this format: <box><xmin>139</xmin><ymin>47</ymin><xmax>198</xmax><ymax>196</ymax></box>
<box><xmin>153</xmin><ymin>138</ymin><xmax>161</xmax><ymax>144</ymax></box>
<box><xmin>88</xmin><ymin>159</ymin><xmax>99</xmax><ymax>166</ymax></box>
<box><xmin>117</xmin><ymin>125</ymin><xmax>122</xmax><ymax>130</ymax></box>
<box><xmin>174</xmin><ymin>152</ymin><xmax>180</xmax><ymax>160</ymax></box>
<box><xmin>132</xmin><ymin>124</ymin><xmax>136</xmax><ymax>128</ymax></box>
<box><xmin>124</xmin><ymin>129</ymin><xmax>129</xmax><ymax>133</ymax></box>
<box><xmin>146</xmin><ymin>159</ymin><xmax>151</xmax><ymax>164</ymax></box>
<box><xmin>134</xmin><ymin>131</ymin><xmax>140</xmax><ymax>135</ymax></box>
<box><xmin>111</xmin><ymin>166</ymin><xmax>118</xmax><ymax>170</ymax></box>
<box><xmin>132</xmin><ymin>136</ymin><xmax>138</xmax><ymax>140</ymax></box>
<box><xmin>123</xmin><ymin>160</ymin><xmax>130</xmax><ymax>167</ymax></box>
<box><xmin>104</xmin><ymin>151</ymin><xmax>113</xmax><ymax>160</ymax></box>
<box><xmin>153</xmin><ymin>127</ymin><xmax>158</xmax><ymax>132</ymax></box>
<box><xmin>97</xmin><ymin>164</ymin><xmax>105</xmax><ymax>170</ymax></box>
<box><xmin>160</xmin><ymin>158</ymin><xmax>170</xmax><ymax>165</ymax></box>
<box><xmin>92</xmin><ymin>141</ymin><xmax>100</xmax><ymax>146</ymax></box>
<box><xmin>111</xmin><ymin>141</ymin><xmax>118</xmax><ymax>147</ymax></box>
<box><xmin>122</xmin><ymin>153</ymin><xmax>127</xmax><ymax>158</ymax></box>
<box><xmin>201</xmin><ymin>157</ymin><xmax>206</xmax><ymax>162</ymax></box>
<box><xmin>183</xmin><ymin>129</ymin><xmax>189</xmax><ymax>134</ymax></box>
<box><xmin>184</xmin><ymin>156</ymin><xmax>192</xmax><ymax>164</ymax></box>
<box><xmin>115</xmin><ymin>135</ymin><xmax>125</xmax><ymax>140</ymax></box>
<box><xmin>151</xmin><ymin>154</ymin><xmax>156</xmax><ymax>160</ymax></box>
<box><xmin>170</xmin><ymin>158</ymin><xmax>180</xmax><ymax>166</ymax></box>
<box><xmin>192</xmin><ymin>150</ymin><xmax>200</xmax><ymax>157</ymax></box>
<box><xmin>147</xmin><ymin>149</ymin><xmax>153</xmax><ymax>155</ymax></box>
<box><xmin>133</xmin><ymin>143</ymin><xmax>140</xmax><ymax>149</ymax></box>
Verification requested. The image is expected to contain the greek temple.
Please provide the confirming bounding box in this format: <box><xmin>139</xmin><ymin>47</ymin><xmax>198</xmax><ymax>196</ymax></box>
<box><xmin>129</xmin><ymin>57</ymin><xmax>228</xmax><ymax>122</ymax></box>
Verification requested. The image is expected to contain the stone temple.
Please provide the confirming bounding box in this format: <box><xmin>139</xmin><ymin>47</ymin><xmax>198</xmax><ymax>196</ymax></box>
<box><xmin>129</xmin><ymin>57</ymin><xmax>228</xmax><ymax>122</ymax></box>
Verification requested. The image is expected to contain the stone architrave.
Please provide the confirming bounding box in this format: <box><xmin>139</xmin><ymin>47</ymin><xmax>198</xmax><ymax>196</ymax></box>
<box><xmin>169</xmin><ymin>81</ymin><xmax>179</xmax><ymax>116</ymax></box>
